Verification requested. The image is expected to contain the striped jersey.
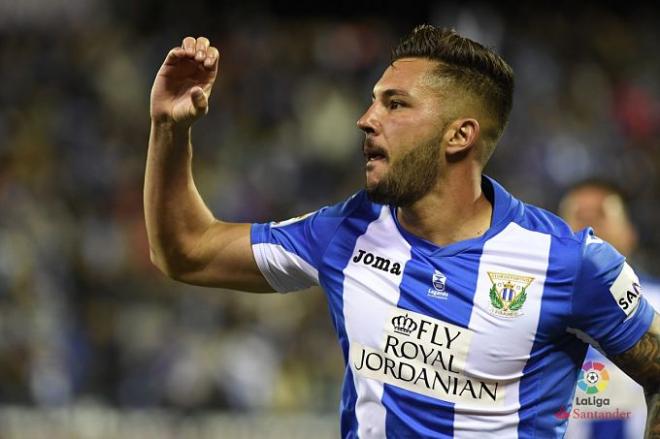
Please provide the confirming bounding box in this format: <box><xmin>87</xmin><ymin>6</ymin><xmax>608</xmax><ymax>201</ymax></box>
<box><xmin>250</xmin><ymin>176</ymin><xmax>655</xmax><ymax>438</ymax></box>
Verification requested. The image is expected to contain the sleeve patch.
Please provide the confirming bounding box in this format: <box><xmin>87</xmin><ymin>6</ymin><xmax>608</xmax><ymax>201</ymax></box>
<box><xmin>609</xmin><ymin>262</ymin><xmax>642</xmax><ymax>317</ymax></box>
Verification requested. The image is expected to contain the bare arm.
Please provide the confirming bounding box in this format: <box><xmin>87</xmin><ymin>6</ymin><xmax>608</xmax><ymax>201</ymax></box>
<box><xmin>609</xmin><ymin>313</ymin><xmax>660</xmax><ymax>439</ymax></box>
<box><xmin>145</xmin><ymin>36</ymin><xmax>273</xmax><ymax>292</ymax></box>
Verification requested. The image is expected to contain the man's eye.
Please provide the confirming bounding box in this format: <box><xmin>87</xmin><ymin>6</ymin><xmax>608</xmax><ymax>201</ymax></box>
<box><xmin>389</xmin><ymin>101</ymin><xmax>403</xmax><ymax>110</ymax></box>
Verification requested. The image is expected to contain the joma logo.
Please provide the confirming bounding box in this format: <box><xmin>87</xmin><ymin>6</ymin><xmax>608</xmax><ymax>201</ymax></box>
<box><xmin>352</xmin><ymin>249</ymin><xmax>402</xmax><ymax>276</ymax></box>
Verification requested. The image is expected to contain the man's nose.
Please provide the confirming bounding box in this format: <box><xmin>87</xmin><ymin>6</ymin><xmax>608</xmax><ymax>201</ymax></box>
<box><xmin>357</xmin><ymin>106</ymin><xmax>380</xmax><ymax>135</ymax></box>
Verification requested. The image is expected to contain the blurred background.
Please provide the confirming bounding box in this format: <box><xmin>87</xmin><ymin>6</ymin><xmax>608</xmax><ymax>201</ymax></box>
<box><xmin>0</xmin><ymin>0</ymin><xmax>659</xmax><ymax>437</ymax></box>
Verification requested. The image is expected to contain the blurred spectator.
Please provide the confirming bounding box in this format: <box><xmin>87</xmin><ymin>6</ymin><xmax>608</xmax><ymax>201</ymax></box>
<box><xmin>559</xmin><ymin>179</ymin><xmax>660</xmax><ymax>439</ymax></box>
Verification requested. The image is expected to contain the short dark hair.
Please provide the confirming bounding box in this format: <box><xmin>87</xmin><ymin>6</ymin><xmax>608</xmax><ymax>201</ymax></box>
<box><xmin>392</xmin><ymin>25</ymin><xmax>515</xmax><ymax>163</ymax></box>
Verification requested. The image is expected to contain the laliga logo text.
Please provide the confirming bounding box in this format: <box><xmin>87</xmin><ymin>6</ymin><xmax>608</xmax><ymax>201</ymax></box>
<box><xmin>555</xmin><ymin>361</ymin><xmax>631</xmax><ymax>421</ymax></box>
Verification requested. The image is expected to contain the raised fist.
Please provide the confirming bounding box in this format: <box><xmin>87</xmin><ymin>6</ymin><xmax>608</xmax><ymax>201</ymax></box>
<box><xmin>150</xmin><ymin>37</ymin><xmax>219</xmax><ymax>126</ymax></box>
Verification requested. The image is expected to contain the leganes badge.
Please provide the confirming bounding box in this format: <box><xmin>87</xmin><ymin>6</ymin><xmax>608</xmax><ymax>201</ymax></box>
<box><xmin>487</xmin><ymin>272</ymin><xmax>534</xmax><ymax>318</ymax></box>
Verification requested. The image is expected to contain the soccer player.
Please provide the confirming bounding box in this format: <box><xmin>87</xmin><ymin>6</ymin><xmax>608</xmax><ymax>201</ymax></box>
<box><xmin>559</xmin><ymin>179</ymin><xmax>660</xmax><ymax>439</ymax></box>
<box><xmin>144</xmin><ymin>25</ymin><xmax>659</xmax><ymax>438</ymax></box>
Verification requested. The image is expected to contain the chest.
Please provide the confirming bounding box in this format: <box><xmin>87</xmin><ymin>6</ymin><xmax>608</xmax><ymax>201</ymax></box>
<box><xmin>333</xmin><ymin>220</ymin><xmax>572</xmax><ymax>380</ymax></box>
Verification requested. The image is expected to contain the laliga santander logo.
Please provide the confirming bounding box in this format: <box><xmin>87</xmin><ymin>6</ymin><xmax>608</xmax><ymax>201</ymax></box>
<box><xmin>555</xmin><ymin>361</ymin><xmax>630</xmax><ymax>421</ymax></box>
<box><xmin>577</xmin><ymin>361</ymin><xmax>609</xmax><ymax>394</ymax></box>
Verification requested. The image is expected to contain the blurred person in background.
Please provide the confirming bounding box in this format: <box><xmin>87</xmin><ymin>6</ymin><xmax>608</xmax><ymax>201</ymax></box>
<box><xmin>145</xmin><ymin>24</ymin><xmax>658</xmax><ymax>438</ymax></box>
<box><xmin>560</xmin><ymin>179</ymin><xmax>660</xmax><ymax>439</ymax></box>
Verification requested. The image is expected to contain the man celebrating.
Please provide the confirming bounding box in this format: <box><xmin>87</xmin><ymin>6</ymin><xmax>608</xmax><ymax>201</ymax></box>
<box><xmin>145</xmin><ymin>25</ymin><xmax>659</xmax><ymax>438</ymax></box>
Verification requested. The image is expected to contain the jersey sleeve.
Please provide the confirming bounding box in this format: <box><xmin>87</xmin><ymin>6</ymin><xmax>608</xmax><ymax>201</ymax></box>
<box><xmin>569</xmin><ymin>228</ymin><xmax>655</xmax><ymax>355</ymax></box>
<box><xmin>250</xmin><ymin>193</ymin><xmax>361</xmax><ymax>293</ymax></box>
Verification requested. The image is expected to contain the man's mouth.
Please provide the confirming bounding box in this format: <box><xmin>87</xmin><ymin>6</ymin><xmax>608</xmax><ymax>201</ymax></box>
<box><xmin>363</xmin><ymin>140</ymin><xmax>388</xmax><ymax>163</ymax></box>
<box><xmin>366</xmin><ymin>152</ymin><xmax>387</xmax><ymax>162</ymax></box>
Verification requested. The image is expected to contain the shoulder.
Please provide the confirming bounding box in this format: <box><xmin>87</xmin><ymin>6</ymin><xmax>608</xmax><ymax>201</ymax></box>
<box><xmin>513</xmin><ymin>199</ymin><xmax>624</xmax><ymax>274</ymax></box>
<box><xmin>267</xmin><ymin>190</ymin><xmax>375</xmax><ymax>229</ymax></box>
<box><xmin>515</xmin><ymin>202</ymin><xmax>581</xmax><ymax>242</ymax></box>
<box><xmin>575</xmin><ymin>229</ymin><xmax>625</xmax><ymax>278</ymax></box>
<box><xmin>571</xmin><ymin>229</ymin><xmax>634</xmax><ymax>314</ymax></box>
<box><xmin>485</xmin><ymin>176</ymin><xmax>580</xmax><ymax>243</ymax></box>
<box><xmin>494</xmin><ymin>183</ymin><xmax>619</xmax><ymax>279</ymax></box>
<box><xmin>318</xmin><ymin>190</ymin><xmax>381</xmax><ymax>220</ymax></box>
<box><xmin>259</xmin><ymin>190</ymin><xmax>383</xmax><ymax>247</ymax></box>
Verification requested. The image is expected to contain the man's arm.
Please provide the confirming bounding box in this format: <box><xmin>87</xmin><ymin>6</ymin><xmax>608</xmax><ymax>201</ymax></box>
<box><xmin>610</xmin><ymin>313</ymin><xmax>660</xmax><ymax>439</ymax></box>
<box><xmin>145</xmin><ymin>36</ymin><xmax>273</xmax><ymax>292</ymax></box>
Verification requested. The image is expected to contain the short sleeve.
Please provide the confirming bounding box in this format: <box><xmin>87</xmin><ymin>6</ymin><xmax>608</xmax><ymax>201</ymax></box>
<box><xmin>250</xmin><ymin>192</ymin><xmax>362</xmax><ymax>293</ymax></box>
<box><xmin>569</xmin><ymin>228</ymin><xmax>655</xmax><ymax>355</ymax></box>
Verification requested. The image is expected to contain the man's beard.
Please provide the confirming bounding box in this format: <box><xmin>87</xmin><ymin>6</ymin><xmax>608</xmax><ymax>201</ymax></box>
<box><xmin>366</xmin><ymin>137</ymin><xmax>442</xmax><ymax>207</ymax></box>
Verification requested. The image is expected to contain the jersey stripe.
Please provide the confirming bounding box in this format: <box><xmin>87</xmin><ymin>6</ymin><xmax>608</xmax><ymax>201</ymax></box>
<box><xmin>453</xmin><ymin>222</ymin><xmax>551</xmax><ymax>438</ymax></box>
<box><xmin>517</xmin><ymin>234</ymin><xmax>584</xmax><ymax>438</ymax></box>
<box><xmin>318</xmin><ymin>198</ymin><xmax>382</xmax><ymax>438</ymax></box>
<box><xmin>342</xmin><ymin>206</ymin><xmax>412</xmax><ymax>438</ymax></box>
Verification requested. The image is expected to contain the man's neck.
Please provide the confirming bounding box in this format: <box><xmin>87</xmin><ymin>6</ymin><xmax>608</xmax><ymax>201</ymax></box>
<box><xmin>397</xmin><ymin>172</ymin><xmax>493</xmax><ymax>247</ymax></box>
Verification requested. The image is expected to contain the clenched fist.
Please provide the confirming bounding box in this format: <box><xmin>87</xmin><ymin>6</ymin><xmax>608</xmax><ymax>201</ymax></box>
<box><xmin>150</xmin><ymin>37</ymin><xmax>219</xmax><ymax>126</ymax></box>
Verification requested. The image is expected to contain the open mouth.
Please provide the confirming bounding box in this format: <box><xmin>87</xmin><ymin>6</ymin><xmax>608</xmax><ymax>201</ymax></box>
<box><xmin>363</xmin><ymin>140</ymin><xmax>388</xmax><ymax>163</ymax></box>
<box><xmin>366</xmin><ymin>152</ymin><xmax>387</xmax><ymax>162</ymax></box>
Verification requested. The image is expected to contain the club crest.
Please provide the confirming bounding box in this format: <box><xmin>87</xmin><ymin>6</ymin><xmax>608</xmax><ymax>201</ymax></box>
<box><xmin>487</xmin><ymin>272</ymin><xmax>534</xmax><ymax>318</ymax></box>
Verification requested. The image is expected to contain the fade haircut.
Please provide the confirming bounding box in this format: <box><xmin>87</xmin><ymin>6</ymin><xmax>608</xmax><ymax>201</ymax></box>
<box><xmin>392</xmin><ymin>25</ymin><xmax>515</xmax><ymax>164</ymax></box>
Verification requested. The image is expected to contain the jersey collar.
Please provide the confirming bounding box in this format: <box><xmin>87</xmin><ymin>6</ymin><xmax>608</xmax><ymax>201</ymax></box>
<box><xmin>389</xmin><ymin>175</ymin><xmax>521</xmax><ymax>257</ymax></box>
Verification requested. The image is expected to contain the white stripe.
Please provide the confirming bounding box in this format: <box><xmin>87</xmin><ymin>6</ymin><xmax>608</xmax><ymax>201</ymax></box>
<box><xmin>252</xmin><ymin>243</ymin><xmax>318</xmax><ymax>292</ymax></box>
<box><xmin>342</xmin><ymin>207</ymin><xmax>411</xmax><ymax>438</ymax></box>
<box><xmin>453</xmin><ymin>223</ymin><xmax>551</xmax><ymax>438</ymax></box>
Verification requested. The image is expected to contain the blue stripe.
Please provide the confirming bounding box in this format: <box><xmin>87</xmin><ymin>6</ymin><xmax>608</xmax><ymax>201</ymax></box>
<box><xmin>339</xmin><ymin>368</ymin><xmax>360</xmax><ymax>439</ymax></box>
<box><xmin>383</xmin><ymin>386</ymin><xmax>453</xmax><ymax>438</ymax></box>
<box><xmin>590</xmin><ymin>419</ymin><xmax>625</xmax><ymax>439</ymax></box>
<box><xmin>380</xmin><ymin>244</ymin><xmax>486</xmax><ymax>437</ymax></box>
<box><xmin>318</xmin><ymin>196</ymin><xmax>382</xmax><ymax>438</ymax></box>
<box><xmin>518</xmin><ymin>234</ymin><xmax>586</xmax><ymax>438</ymax></box>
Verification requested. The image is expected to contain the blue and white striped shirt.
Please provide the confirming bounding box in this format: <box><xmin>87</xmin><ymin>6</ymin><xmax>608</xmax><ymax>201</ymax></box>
<box><xmin>251</xmin><ymin>176</ymin><xmax>654</xmax><ymax>438</ymax></box>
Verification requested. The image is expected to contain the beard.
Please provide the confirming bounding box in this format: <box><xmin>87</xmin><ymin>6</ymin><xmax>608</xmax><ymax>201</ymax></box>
<box><xmin>366</xmin><ymin>136</ymin><xmax>442</xmax><ymax>207</ymax></box>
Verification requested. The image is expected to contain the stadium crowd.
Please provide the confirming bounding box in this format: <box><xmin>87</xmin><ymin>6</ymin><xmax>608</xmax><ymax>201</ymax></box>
<box><xmin>0</xmin><ymin>0</ymin><xmax>659</xmax><ymax>417</ymax></box>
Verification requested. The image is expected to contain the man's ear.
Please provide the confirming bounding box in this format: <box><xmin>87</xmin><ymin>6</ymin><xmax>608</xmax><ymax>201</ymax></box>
<box><xmin>445</xmin><ymin>118</ymin><xmax>480</xmax><ymax>161</ymax></box>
